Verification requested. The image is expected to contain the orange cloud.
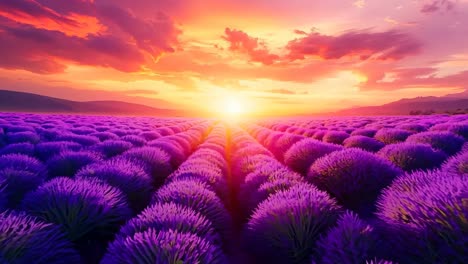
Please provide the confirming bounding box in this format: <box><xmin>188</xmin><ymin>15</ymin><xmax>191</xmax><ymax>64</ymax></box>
<box><xmin>0</xmin><ymin>0</ymin><xmax>181</xmax><ymax>73</ymax></box>
<box><xmin>223</xmin><ymin>28</ymin><xmax>280</xmax><ymax>65</ymax></box>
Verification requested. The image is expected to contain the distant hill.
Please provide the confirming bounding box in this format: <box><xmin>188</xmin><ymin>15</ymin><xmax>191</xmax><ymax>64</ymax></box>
<box><xmin>0</xmin><ymin>90</ymin><xmax>187</xmax><ymax>116</ymax></box>
<box><xmin>333</xmin><ymin>93</ymin><xmax>468</xmax><ymax>116</ymax></box>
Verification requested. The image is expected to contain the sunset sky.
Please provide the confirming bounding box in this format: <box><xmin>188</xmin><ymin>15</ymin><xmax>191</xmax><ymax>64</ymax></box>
<box><xmin>1</xmin><ymin>0</ymin><xmax>468</xmax><ymax>116</ymax></box>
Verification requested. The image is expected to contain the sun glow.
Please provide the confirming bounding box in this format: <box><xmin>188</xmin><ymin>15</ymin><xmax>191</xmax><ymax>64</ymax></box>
<box><xmin>221</xmin><ymin>97</ymin><xmax>245</xmax><ymax>121</ymax></box>
<box><xmin>226</xmin><ymin>99</ymin><xmax>243</xmax><ymax>115</ymax></box>
<box><xmin>209</xmin><ymin>91</ymin><xmax>252</xmax><ymax>121</ymax></box>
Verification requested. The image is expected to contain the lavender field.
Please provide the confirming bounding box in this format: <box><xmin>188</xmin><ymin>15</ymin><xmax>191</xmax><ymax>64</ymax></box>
<box><xmin>0</xmin><ymin>112</ymin><xmax>467</xmax><ymax>264</ymax></box>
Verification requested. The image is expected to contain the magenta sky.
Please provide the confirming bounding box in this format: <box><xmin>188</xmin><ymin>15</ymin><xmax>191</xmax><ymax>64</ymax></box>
<box><xmin>0</xmin><ymin>0</ymin><xmax>467</xmax><ymax>115</ymax></box>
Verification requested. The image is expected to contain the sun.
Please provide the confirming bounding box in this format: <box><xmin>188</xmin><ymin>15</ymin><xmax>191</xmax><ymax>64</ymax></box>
<box><xmin>226</xmin><ymin>99</ymin><xmax>243</xmax><ymax>115</ymax></box>
<box><xmin>218</xmin><ymin>97</ymin><xmax>246</xmax><ymax>121</ymax></box>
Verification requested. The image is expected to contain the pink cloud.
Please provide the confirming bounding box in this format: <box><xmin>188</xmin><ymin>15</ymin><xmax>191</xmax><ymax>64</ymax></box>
<box><xmin>223</xmin><ymin>28</ymin><xmax>280</xmax><ymax>65</ymax></box>
<box><xmin>0</xmin><ymin>21</ymin><xmax>145</xmax><ymax>73</ymax></box>
<box><xmin>0</xmin><ymin>0</ymin><xmax>181</xmax><ymax>73</ymax></box>
<box><xmin>359</xmin><ymin>66</ymin><xmax>468</xmax><ymax>91</ymax></box>
<box><xmin>286</xmin><ymin>29</ymin><xmax>422</xmax><ymax>61</ymax></box>
<box><xmin>97</xmin><ymin>5</ymin><xmax>180</xmax><ymax>58</ymax></box>
<box><xmin>421</xmin><ymin>0</ymin><xmax>456</xmax><ymax>13</ymax></box>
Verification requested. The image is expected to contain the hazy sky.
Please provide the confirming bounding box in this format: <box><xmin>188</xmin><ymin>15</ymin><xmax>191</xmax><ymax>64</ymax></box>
<box><xmin>1</xmin><ymin>0</ymin><xmax>467</xmax><ymax>115</ymax></box>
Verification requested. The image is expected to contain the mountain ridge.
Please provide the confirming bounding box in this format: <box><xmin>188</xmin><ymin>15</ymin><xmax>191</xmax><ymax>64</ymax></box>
<box><xmin>0</xmin><ymin>90</ymin><xmax>189</xmax><ymax>116</ymax></box>
<box><xmin>332</xmin><ymin>91</ymin><xmax>468</xmax><ymax>116</ymax></box>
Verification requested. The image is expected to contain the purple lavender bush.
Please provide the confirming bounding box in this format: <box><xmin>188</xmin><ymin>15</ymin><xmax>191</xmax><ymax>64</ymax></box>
<box><xmin>6</xmin><ymin>131</ymin><xmax>40</xmax><ymax>144</ymax></box>
<box><xmin>35</xmin><ymin>141</ymin><xmax>82</xmax><ymax>161</ymax></box>
<box><xmin>76</xmin><ymin>157</ymin><xmax>153</xmax><ymax>212</ymax></box>
<box><xmin>322</xmin><ymin>131</ymin><xmax>350</xmax><ymax>145</ymax></box>
<box><xmin>284</xmin><ymin>139</ymin><xmax>343</xmax><ymax>175</ymax></box>
<box><xmin>231</xmin><ymin>154</ymin><xmax>276</xmax><ymax>182</ymax></box>
<box><xmin>122</xmin><ymin>147</ymin><xmax>173</xmax><ymax>186</ymax></box>
<box><xmin>406</xmin><ymin>131</ymin><xmax>465</xmax><ymax>155</ymax></box>
<box><xmin>121</xmin><ymin>135</ymin><xmax>146</xmax><ymax>147</ymax></box>
<box><xmin>442</xmin><ymin>149</ymin><xmax>468</xmax><ymax>175</ymax></box>
<box><xmin>307</xmin><ymin>149</ymin><xmax>402</xmax><ymax>215</ymax></box>
<box><xmin>0</xmin><ymin>142</ymin><xmax>35</xmax><ymax>156</ymax></box>
<box><xmin>46</xmin><ymin>150</ymin><xmax>102</xmax><ymax>177</ymax></box>
<box><xmin>152</xmin><ymin>179</ymin><xmax>231</xmax><ymax>239</ymax></box>
<box><xmin>22</xmin><ymin>177</ymin><xmax>132</xmax><ymax>242</ymax></box>
<box><xmin>0</xmin><ymin>179</ymin><xmax>6</xmax><ymax>211</ymax></box>
<box><xmin>396</xmin><ymin>123</ymin><xmax>428</xmax><ymax>133</ymax></box>
<box><xmin>351</xmin><ymin>128</ymin><xmax>378</xmax><ymax>137</ymax></box>
<box><xmin>245</xmin><ymin>183</ymin><xmax>343</xmax><ymax>264</ymax></box>
<box><xmin>139</xmin><ymin>131</ymin><xmax>162</xmax><ymax>141</ymax></box>
<box><xmin>316</xmin><ymin>212</ymin><xmax>383</xmax><ymax>264</ymax></box>
<box><xmin>312</xmin><ymin>130</ymin><xmax>327</xmax><ymax>140</ymax></box>
<box><xmin>0</xmin><ymin>154</ymin><xmax>47</xmax><ymax>179</ymax></box>
<box><xmin>101</xmin><ymin>229</ymin><xmax>227</xmax><ymax>264</ymax></box>
<box><xmin>431</xmin><ymin>123</ymin><xmax>468</xmax><ymax>140</ymax></box>
<box><xmin>377</xmin><ymin>171</ymin><xmax>468</xmax><ymax>263</ymax></box>
<box><xmin>378</xmin><ymin>143</ymin><xmax>447</xmax><ymax>171</ymax></box>
<box><xmin>91</xmin><ymin>140</ymin><xmax>133</xmax><ymax>158</ymax></box>
<box><xmin>55</xmin><ymin>133</ymin><xmax>100</xmax><ymax>146</ymax></box>
<box><xmin>70</xmin><ymin>127</ymin><xmax>96</xmax><ymax>135</ymax></box>
<box><xmin>0</xmin><ymin>167</ymin><xmax>47</xmax><ymax>208</ymax></box>
<box><xmin>167</xmin><ymin>168</ymin><xmax>229</xmax><ymax>202</ymax></box>
<box><xmin>117</xmin><ymin>202</ymin><xmax>221</xmax><ymax>245</ymax></box>
<box><xmin>374</xmin><ymin>129</ymin><xmax>412</xmax><ymax>144</ymax></box>
<box><xmin>343</xmin><ymin>136</ymin><xmax>385</xmax><ymax>152</ymax></box>
<box><xmin>270</xmin><ymin>134</ymin><xmax>305</xmax><ymax>161</ymax></box>
<box><xmin>239</xmin><ymin>165</ymin><xmax>299</xmax><ymax>204</ymax></box>
<box><xmin>244</xmin><ymin>176</ymin><xmax>305</xmax><ymax>215</ymax></box>
<box><xmin>148</xmin><ymin>140</ymin><xmax>186</xmax><ymax>167</ymax></box>
<box><xmin>89</xmin><ymin>132</ymin><xmax>119</xmax><ymax>141</ymax></box>
<box><xmin>447</xmin><ymin>123</ymin><xmax>468</xmax><ymax>140</ymax></box>
<box><xmin>0</xmin><ymin>211</ymin><xmax>80</xmax><ymax>264</ymax></box>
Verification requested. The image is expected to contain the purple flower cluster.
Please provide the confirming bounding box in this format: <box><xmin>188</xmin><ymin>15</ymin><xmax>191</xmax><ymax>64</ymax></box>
<box><xmin>316</xmin><ymin>212</ymin><xmax>382</xmax><ymax>263</ymax></box>
<box><xmin>374</xmin><ymin>128</ymin><xmax>413</xmax><ymax>144</ymax></box>
<box><xmin>442</xmin><ymin>149</ymin><xmax>468</xmax><ymax>175</ymax></box>
<box><xmin>343</xmin><ymin>135</ymin><xmax>385</xmax><ymax>152</ymax></box>
<box><xmin>284</xmin><ymin>139</ymin><xmax>343</xmax><ymax>175</ymax></box>
<box><xmin>22</xmin><ymin>177</ymin><xmax>132</xmax><ymax>242</ymax></box>
<box><xmin>245</xmin><ymin>183</ymin><xmax>343</xmax><ymax>263</ymax></box>
<box><xmin>0</xmin><ymin>211</ymin><xmax>80</xmax><ymax>263</ymax></box>
<box><xmin>406</xmin><ymin>131</ymin><xmax>465</xmax><ymax>155</ymax></box>
<box><xmin>307</xmin><ymin>148</ymin><xmax>402</xmax><ymax>215</ymax></box>
<box><xmin>377</xmin><ymin>170</ymin><xmax>468</xmax><ymax>263</ymax></box>
<box><xmin>378</xmin><ymin>143</ymin><xmax>447</xmax><ymax>171</ymax></box>
<box><xmin>76</xmin><ymin>157</ymin><xmax>154</xmax><ymax>212</ymax></box>
<box><xmin>102</xmin><ymin>229</ymin><xmax>227</xmax><ymax>264</ymax></box>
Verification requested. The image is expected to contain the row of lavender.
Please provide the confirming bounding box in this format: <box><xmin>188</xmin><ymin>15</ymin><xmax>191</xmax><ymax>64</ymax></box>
<box><xmin>0</xmin><ymin>113</ymin><xmax>231</xmax><ymax>263</ymax></box>
<box><xmin>241</xmin><ymin>115</ymin><xmax>467</xmax><ymax>263</ymax></box>
<box><xmin>1</xmin><ymin>112</ymin><xmax>467</xmax><ymax>263</ymax></box>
